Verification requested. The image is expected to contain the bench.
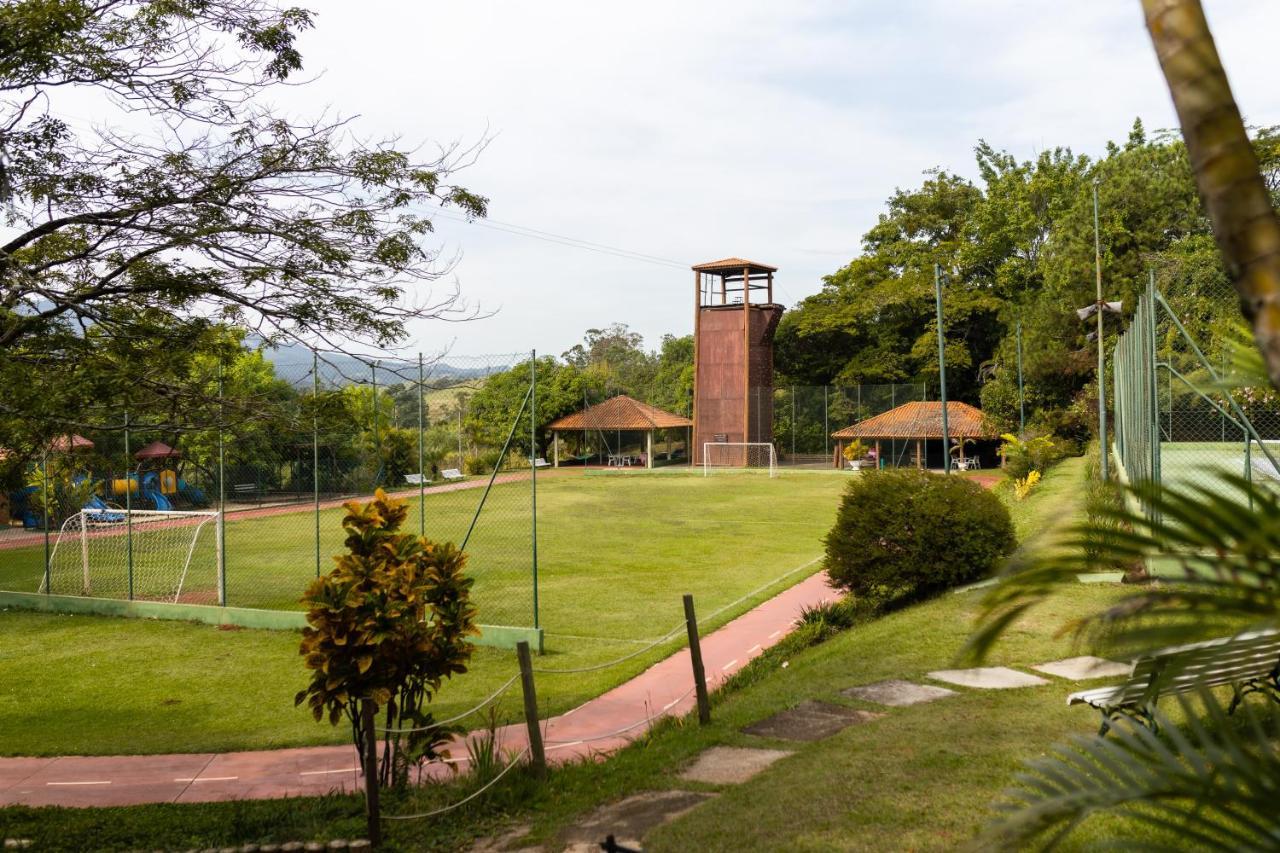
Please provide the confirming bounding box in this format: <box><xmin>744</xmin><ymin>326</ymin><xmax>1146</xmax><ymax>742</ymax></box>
<box><xmin>531</xmin><ymin>457</ymin><xmax>551</xmax><ymax>469</ymax></box>
<box><xmin>1068</xmin><ymin>629</ymin><xmax>1280</xmax><ymax>736</ymax></box>
<box><xmin>441</xmin><ymin>468</ymin><xmax>465</xmax><ymax>481</ymax></box>
<box><xmin>231</xmin><ymin>483</ymin><xmax>260</xmax><ymax>503</ymax></box>
<box><xmin>403</xmin><ymin>473</ymin><xmax>431</xmax><ymax>486</ymax></box>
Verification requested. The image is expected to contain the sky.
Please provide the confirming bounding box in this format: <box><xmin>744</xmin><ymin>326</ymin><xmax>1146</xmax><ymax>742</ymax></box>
<box><xmin>273</xmin><ymin>1</ymin><xmax>1280</xmax><ymax>360</ymax></box>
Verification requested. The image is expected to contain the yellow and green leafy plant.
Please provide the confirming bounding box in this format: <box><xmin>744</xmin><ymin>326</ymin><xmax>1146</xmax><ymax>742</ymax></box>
<box><xmin>296</xmin><ymin>488</ymin><xmax>477</xmax><ymax>788</ymax></box>
<box><xmin>1013</xmin><ymin>469</ymin><xmax>1041</xmax><ymax>500</ymax></box>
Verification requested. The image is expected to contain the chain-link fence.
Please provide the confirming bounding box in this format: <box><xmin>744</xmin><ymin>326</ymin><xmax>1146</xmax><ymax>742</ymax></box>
<box><xmin>768</xmin><ymin>383</ymin><xmax>930</xmax><ymax>467</ymax></box>
<box><xmin>1112</xmin><ymin>273</ymin><xmax>1280</xmax><ymax>519</ymax></box>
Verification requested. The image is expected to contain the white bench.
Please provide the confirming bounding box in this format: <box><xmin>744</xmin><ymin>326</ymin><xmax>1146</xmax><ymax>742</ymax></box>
<box><xmin>441</xmin><ymin>468</ymin><xmax>465</xmax><ymax>481</ymax></box>
<box><xmin>532</xmin><ymin>457</ymin><xmax>551</xmax><ymax>469</ymax></box>
<box><xmin>1068</xmin><ymin>629</ymin><xmax>1280</xmax><ymax>735</ymax></box>
<box><xmin>403</xmin><ymin>473</ymin><xmax>430</xmax><ymax>486</ymax></box>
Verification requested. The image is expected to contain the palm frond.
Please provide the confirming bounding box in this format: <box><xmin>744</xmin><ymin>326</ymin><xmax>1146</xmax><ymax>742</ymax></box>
<box><xmin>973</xmin><ymin>692</ymin><xmax>1280</xmax><ymax>851</ymax></box>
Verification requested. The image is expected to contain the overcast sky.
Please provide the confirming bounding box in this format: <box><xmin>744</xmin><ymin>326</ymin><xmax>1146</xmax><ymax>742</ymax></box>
<box><xmin>276</xmin><ymin>1</ymin><xmax>1280</xmax><ymax>360</ymax></box>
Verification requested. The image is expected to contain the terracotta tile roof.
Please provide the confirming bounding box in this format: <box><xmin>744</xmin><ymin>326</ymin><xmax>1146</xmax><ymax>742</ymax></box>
<box><xmin>691</xmin><ymin>257</ymin><xmax>777</xmax><ymax>274</ymax></box>
<box><xmin>830</xmin><ymin>401</ymin><xmax>995</xmax><ymax>440</ymax></box>
<box><xmin>546</xmin><ymin>395</ymin><xmax>693</xmax><ymax>431</ymax></box>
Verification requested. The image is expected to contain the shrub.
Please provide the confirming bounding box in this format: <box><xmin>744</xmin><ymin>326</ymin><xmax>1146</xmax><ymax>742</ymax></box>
<box><xmin>1013</xmin><ymin>469</ymin><xmax>1041</xmax><ymax>500</ymax></box>
<box><xmin>296</xmin><ymin>489</ymin><xmax>477</xmax><ymax>788</ymax></box>
<box><xmin>1000</xmin><ymin>432</ymin><xmax>1067</xmax><ymax>480</ymax></box>
<box><xmin>824</xmin><ymin>469</ymin><xmax>1016</xmax><ymax>607</ymax></box>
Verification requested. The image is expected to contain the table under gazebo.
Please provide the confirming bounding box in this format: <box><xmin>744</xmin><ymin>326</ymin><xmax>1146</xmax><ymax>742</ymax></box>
<box><xmin>830</xmin><ymin>401</ymin><xmax>1001</xmax><ymax>470</ymax></box>
<box><xmin>546</xmin><ymin>395</ymin><xmax>693</xmax><ymax>469</ymax></box>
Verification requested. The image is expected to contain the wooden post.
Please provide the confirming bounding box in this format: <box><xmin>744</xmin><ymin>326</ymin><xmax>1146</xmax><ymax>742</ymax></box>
<box><xmin>767</xmin><ymin>270</ymin><xmax>773</xmax><ymax>304</ymax></box>
<box><xmin>646</xmin><ymin>430</ymin><xmax>653</xmax><ymax>469</ymax></box>
<box><xmin>360</xmin><ymin>699</ymin><xmax>382</xmax><ymax>847</ymax></box>
<box><xmin>916</xmin><ymin>439</ymin><xmax>923</xmax><ymax>469</ymax></box>
<box><xmin>683</xmin><ymin>594</ymin><xmax>711</xmax><ymax>724</ymax></box>
<box><xmin>552</xmin><ymin>431</ymin><xmax>559</xmax><ymax>468</ymax></box>
<box><xmin>516</xmin><ymin>640</ymin><xmax>546</xmax><ymax>776</ymax></box>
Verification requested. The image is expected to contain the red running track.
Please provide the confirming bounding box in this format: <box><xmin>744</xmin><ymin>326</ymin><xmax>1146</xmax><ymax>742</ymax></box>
<box><xmin>0</xmin><ymin>570</ymin><xmax>838</xmax><ymax>808</ymax></box>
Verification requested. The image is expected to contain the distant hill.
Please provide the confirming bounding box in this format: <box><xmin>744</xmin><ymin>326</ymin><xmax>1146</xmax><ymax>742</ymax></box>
<box><xmin>258</xmin><ymin>340</ymin><xmax>517</xmax><ymax>388</ymax></box>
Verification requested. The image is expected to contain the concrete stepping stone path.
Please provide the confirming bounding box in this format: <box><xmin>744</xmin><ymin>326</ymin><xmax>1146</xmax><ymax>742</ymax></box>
<box><xmin>678</xmin><ymin>746</ymin><xmax>792</xmax><ymax>785</ymax></box>
<box><xmin>557</xmin><ymin>789</ymin><xmax>714</xmax><ymax>851</ymax></box>
<box><xmin>841</xmin><ymin>679</ymin><xmax>957</xmax><ymax>707</ymax></box>
<box><xmin>741</xmin><ymin>700</ymin><xmax>883</xmax><ymax>742</ymax></box>
<box><xmin>926</xmin><ymin>667</ymin><xmax>1048</xmax><ymax>689</ymax></box>
<box><xmin>1033</xmin><ymin>656</ymin><xmax>1131</xmax><ymax>680</ymax></box>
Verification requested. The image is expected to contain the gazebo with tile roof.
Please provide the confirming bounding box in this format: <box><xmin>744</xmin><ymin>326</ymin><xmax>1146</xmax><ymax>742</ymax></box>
<box><xmin>546</xmin><ymin>394</ymin><xmax>693</xmax><ymax>469</ymax></box>
<box><xmin>830</xmin><ymin>401</ymin><xmax>1000</xmax><ymax>470</ymax></box>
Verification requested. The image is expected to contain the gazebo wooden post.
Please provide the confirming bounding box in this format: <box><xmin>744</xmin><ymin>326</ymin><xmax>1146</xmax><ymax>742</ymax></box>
<box><xmin>552</xmin><ymin>431</ymin><xmax>559</xmax><ymax>468</ymax></box>
<box><xmin>646</xmin><ymin>430</ymin><xmax>653</xmax><ymax>469</ymax></box>
<box><xmin>875</xmin><ymin>439</ymin><xmax>881</xmax><ymax>469</ymax></box>
<box><xmin>916</xmin><ymin>439</ymin><xmax>923</xmax><ymax>469</ymax></box>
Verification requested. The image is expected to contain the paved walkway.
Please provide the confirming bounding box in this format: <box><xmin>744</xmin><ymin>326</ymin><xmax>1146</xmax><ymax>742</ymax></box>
<box><xmin>0</xmin><ymin>571</ymin><xmax>838</xmax><ymax>808</ymax></box>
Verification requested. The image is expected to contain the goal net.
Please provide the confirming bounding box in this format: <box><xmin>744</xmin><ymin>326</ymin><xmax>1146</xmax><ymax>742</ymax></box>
<box><xmin>38</xmin><ymin>508</ymin><xmax>222</xmax><ymax>604</ymax></box>
<box><xmin>702</xmin><ymin>442</ymin><xmax>778</xmax><ymax>477</ymax></box>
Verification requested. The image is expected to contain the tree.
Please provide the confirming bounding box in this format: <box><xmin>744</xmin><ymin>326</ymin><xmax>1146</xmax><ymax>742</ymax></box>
<box><xmin>0</xmin><ymin>1</ymin><xmax>487</xmax><ymax>434</ymax></box>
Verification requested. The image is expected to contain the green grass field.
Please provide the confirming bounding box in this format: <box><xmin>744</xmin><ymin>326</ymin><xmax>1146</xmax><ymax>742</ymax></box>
<box><xmin>0</xmin><ymin>471</ymin><xmax>851</xmax><ymax>755</ymax></box>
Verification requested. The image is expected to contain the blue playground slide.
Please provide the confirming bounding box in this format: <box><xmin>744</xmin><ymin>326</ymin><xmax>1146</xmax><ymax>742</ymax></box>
<box><xmin>140</xmin><ymin>472</ymin><xmax>173</xmax><ymax>511</ymax></box>
<box><xmin>12</xmin><ymin>486</ymin><xmax>40</xmax><ymax>528</ymax></box>
<box><xmin>177</xmin><ymin>478</ymin><xmax>208</xmax><ymax>506</ymax></box>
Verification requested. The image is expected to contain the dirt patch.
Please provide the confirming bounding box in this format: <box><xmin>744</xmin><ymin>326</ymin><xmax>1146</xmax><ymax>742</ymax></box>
<box><xmin>841</xmin><ymin>679</ymin><xmax>957</xmax><ymax>707</ymax></box>
<box><xmin>741</xmin><ymin>700</ymin><xmax>883</xmax><ymax>742</ymax></box>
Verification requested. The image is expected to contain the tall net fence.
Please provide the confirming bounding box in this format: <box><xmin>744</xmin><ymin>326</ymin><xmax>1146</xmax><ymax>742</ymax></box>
<box><xmin>768</xmin><ymin>383</ymin><xmax>931</xmax><ymax>467</ymax></box>
<box><xmin>1</xmin><ymin>351</ymin><xmax>541</xmax><ymax>629</ymax></box>
<box><xmin>1112</xmin><ymin>274</ymin><xmax>1280</xmax><ymax>518</ymax></box>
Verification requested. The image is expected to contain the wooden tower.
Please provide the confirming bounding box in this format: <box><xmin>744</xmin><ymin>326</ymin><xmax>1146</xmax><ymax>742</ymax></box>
<box><xmin>691</xmin><ymin>258</ymin><xmax>783</xmax><ymax>465</ymax></box>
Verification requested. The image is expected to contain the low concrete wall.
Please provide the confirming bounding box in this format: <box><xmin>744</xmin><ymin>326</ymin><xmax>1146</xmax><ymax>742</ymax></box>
<box><xmin>0</xmin><ymin>591</ymin><xmax>543</xmax><ymax>651</ymax></box>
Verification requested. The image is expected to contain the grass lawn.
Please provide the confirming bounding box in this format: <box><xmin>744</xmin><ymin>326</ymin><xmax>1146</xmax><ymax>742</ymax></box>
<box><xmin>0</xmin><ymin>471</ymin><xmax>851</xmax><ymax>756</ymax></box>
<box><xmin>2</xmin><ymin>456</ymin><xmax>1191</xmax><ymax>852</ymax></box>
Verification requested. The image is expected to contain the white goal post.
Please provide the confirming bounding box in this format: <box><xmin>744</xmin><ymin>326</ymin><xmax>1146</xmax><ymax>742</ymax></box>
<box><xmin>38</xmin><ymin>507</ymin><xmax>223</xmax><ymax>604</ymax></box>
<box><xmin>702</xmin><ymin>442</ymin><xmax>778</xmax><ymax>477</ymax></box>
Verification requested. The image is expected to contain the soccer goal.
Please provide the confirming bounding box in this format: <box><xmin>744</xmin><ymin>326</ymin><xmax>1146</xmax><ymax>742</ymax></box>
<box><xmin>38</xmin><ymin>507</ymin><xmax>222</xmax><ymax>604</ymax></box>
<box><xmin>702</xmin><ymin>442</ymin><xmax>778</xmax><ymax>477</ymax></box>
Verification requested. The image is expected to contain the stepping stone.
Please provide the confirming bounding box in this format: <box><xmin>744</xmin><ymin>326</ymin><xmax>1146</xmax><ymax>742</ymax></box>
<box><xmin>678</xmin><ymin>746</ymin><xmax>792</xmax><ymax>785</ymax></box>
<box><xmin>741</xmin><ymin>700</ymin><xmax>883</xmax><ymax>742</ymax></box>
<box><xmin>926</xmin><ymin>667</ymin><xmax>1048</xmax><ymax>689</ymax></box>
<box><xmin>1033</xmin><ymin>656</ymin><xmax>1132</xmax><ymax>681</ymax></box>
<box><xmin>841</xmin><ymin>679</ymin><xmax>958</xmax><ymax>707</ymax></box>
<box><xmin>557</xmin><ymin>790</ymin><xmax>714</xmax><ymax>849</ymax></box>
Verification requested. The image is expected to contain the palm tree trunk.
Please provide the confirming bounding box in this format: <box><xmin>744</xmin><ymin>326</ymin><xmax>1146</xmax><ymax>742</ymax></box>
<box><xmin>1142</xmin><ymin>0</ymin><xmax>1280</xmax><ymax>387</ymax></box>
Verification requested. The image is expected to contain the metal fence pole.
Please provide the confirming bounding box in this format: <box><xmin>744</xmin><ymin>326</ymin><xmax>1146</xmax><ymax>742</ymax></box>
<box><xmin>823</xmin><ymin>386</ymin><xmax>829</xmax><ymax>457</ymax></box>
<box><xmin>371</xmin><ymin>360</ymin><xmax>380</xmax><ymax>489</ymax></box>
<box><xmin>1093</xmin><ymin>181</ymin><xmax>1109</xmax><ymax>481</ymax></box>
<box><xmin>313</xmin><ymin>351</ymin><xmax>321</xmax><ymax>578</ymax></box>
<box><xmin>1016</xmin><ymin>319</ymin><xmax>1026</xmax><ymax>434</ymax></box>
<box><xmin>935</xmin><ymin>264</ymin><xmax>951</xmax><ymax>473</ymax></box>
<box><xmin>217</xmin><ymin>365</ymin><xmax>227</xmax><ymax>605</ymax></box>
<box><xmin>41</xmin><ymin>454</ymin><xmax>50</xmax><ymax>593</ymax></box>
<box><xmin>418</xmin><ymin>353</ymin><xmax>426</xmax><ymax>538</ymax></box>
<box><xmin>530</xmin><ymin>350</ymin><xmax>539</xmax><ymax>630</ymax></box>
<box><xmin>124</xmin><ymin>411</ymin><xmax>134</xmax><ymax>600</ymax></box>
<box><xmin>790</xmin><ymin>386</ymin><xmax>796</xmax><ymax>459</ymax></box>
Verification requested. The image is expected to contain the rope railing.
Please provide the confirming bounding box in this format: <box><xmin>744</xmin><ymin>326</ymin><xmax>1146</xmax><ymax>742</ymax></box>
<box><xmin>374</xmin><ymin>673</ymin><xmax>521</xmax><ymax>735</ymax></box>
<box><xmin>544</xmin><ymin>684</ymin><xmax>697</xmax><ymax>746</ymax></box>
<box><xmin>379</xmin><ymin>746</ymin><xmax>531</xmax><ymax>822</ymax></box>
<box><xmin>530</xmin><ymin>619</ymin><xmax>689</xmax><ymax>675</ymax></box>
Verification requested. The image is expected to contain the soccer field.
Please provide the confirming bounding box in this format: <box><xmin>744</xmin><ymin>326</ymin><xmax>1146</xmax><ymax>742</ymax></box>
<box><xmin>0</xmin><ymin>471</ymin><xmax>847</xmax><ymax>644</ymax></box>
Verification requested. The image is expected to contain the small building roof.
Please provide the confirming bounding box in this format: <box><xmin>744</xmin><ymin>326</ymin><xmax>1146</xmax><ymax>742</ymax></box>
<box><xmin>691</xmin><ymin>257</ymin><xmax>777</xmax><ymax>275</ymax></box>
<box><xmin>134</xmin><ymin>440</ymin><xmax>181</xmax><ymax>460</ymax></box>
<box><xmin>831</xmin><ymin>401</ymin><xmax>995</xmax><ymax>440</ymax></box>
<box><xmin>547</xmin><ymin>395</ymin><xmax>693</xmax><ymax>431</ymax></box>
<box><xmin>49</xmin><ymin>434</ymin><xmax>95</xmax><ymax>452</ymax></box>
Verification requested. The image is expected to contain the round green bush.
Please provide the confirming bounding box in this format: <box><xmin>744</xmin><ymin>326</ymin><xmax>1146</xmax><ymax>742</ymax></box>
<box><xmin>823</xmin><ymin>469</ymin><xmax>1016</xmax><ymax>606</ymax></box>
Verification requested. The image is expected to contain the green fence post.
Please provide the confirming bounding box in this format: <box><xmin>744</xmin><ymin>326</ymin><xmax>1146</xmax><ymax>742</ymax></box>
<box><xmin>1093</xmin><ymin>180</ymin><xmax>1109</xmax><ymax>481</ymax></box>
<box><xmin>371</xmin><ymin>360</ymin><xmax>380</xmax><ymax>489</ymax></box>
<box><xmin>313</xmin><ymin>351</ymin><xmax>321</xmax><ymax>578</ymax></box>
<box><xmin>217</xmin><ymin>364</ymin><xmax>227</xmax><ymax>606</ymax></box>
<box><xmin>1016</xmin><ymin>319</ymin><xmax>1025</xmax><ymax>434</ymax></box>
<box><xmin>530</xmin><ymin>350</ymin><xmax>539</xmax><ymax>630</ymax></box>
<box><xmin>823</xmin><ymin>386</ymin><xmax>829</xmax><ymax>457</ymax></box>
<box><xmin>124</xmin><ymin>411</ymin><xmax>134</xmax><ymax>600</ymax></box>
<box><xmin>41</xmin><ymin>454</ymin><xmax>50</xmax><ymax>593</ymax></box>
<box><xmin>934</xmin><ymin>263</ymin><xmax>951</xmax><ymax>473</ymax></box>
<box><xmin>418</xmin><ymin>352</ymin><xmax>426</xmax><ymax>538</ymax></box>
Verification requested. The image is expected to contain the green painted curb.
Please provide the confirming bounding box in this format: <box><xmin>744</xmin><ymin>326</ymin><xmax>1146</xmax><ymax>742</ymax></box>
<box><xmin>0</xmin><ymin>591</ymin><xmax>543</xmax><ymax>651</ymax></box>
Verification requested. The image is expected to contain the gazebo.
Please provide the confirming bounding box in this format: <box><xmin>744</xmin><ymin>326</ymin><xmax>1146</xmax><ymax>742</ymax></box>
<box><xmin>830</xmin><ymin>401</ymin><xmax>999</xmax><ymax>469</ymax></box>
<box><xmin>546</xmin><ymin>395</ymin><xmax>693</xmax><ymax>469</ymax></box>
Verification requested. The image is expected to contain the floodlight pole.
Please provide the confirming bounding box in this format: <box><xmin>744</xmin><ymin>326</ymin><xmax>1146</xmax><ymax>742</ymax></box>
<box><xmin>418</xmin><ymin>353</ymin><xmax>426</xmax><ymax>538</ymax></box>
<box><xmin>1093</xmin><ymin>180</ymin><xmax>1109</xmax><ymax>481</ymax></box>
<box><xmin>530</xmin><ymin>350</ymin><xmax>539</xmax><ymax>631</ymax></box>
<box><xmin>313</xmin><ymin>351</ymin><xmax>321</xmax><ymax>578</ymax></box>
<box><xmin>934</xmin><ymin>263</ymin><xmax>951</xmax><ymax>473</ymax></box>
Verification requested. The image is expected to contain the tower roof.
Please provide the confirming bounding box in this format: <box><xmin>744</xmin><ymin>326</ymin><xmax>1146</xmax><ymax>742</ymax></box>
<box><xmin>691</xmin><ymin>257</ymin><xmax>777</xmax><ymax>275</ymax></box>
